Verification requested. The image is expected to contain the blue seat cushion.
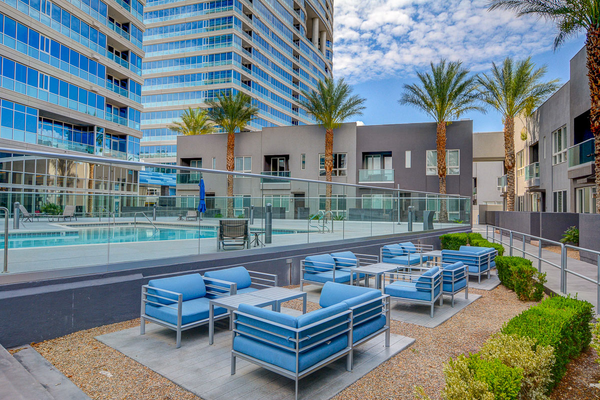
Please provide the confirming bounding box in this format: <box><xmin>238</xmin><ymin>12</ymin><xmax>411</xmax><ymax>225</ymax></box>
<box><xmin>319</xmin><ymin>282</ymin><xmax>380</xmax><ymax>308</ymax></box>
<box><xmin>468</xmin><ymin>264</ymin><xmax>489</xmax><ymax>273</ymax></box>
<box><xmin>399</xmin><ymin>242</ymin><xmax>417</xmax><ymax>253</ymax></box>
<box><xmin>145</xmin><ymin>297</ymin><xmax>226</xmax><ymax>326</ymax></box>
<box><xmin>147</xmin><ymin>273</ymin><xmax>206</xmax><ymax>305</ymax></box>
<box><xmin>233</xmin><ymin>334</ymin><xmax>348</xmax><ymax>373</ymax></box>
<box><xmin>303</xmin><ymin>271</ymin><xmax>352</xmax><ymax>284</ymax></box>
<box><xmin>204</xmin><ymin>266</ymin><xmax>252</xmax><ymax>290</ymax></box>
<box><xmin>297</xmin><ymin>302</ymin><xmax>349</xmax><ymax>348</ymax></box>
<box><xmin>236</xmin><ymin>303</ymin><xmax>298</xmax><ymax>349</ymax></box>
<box><xmin>443</xmin><ymin>278</ymin><xmax>467</xmax><ymax>293</ymax></box>
<box><xmin>415</xmin><ymin>266</ymin><xmax>440</xmax><ymax>291</ymax></box>
<box><xmin>304</xmin><ymin>254</ymin><xmax>336</xmax><ymax>273</ymax></box>
<box><xmin>352</xmin><ymin>314</ymin><xmax>386</xmax><ymax>343</ymax></box>
<box><xmin>385</xmin><ymin>282</ymin><xmax>440</xmax><ymax>301</ymax></box>
<box><xmin>383</xmin><ymin>255</ymin><xmax>422</xmax><ymax>265</ymax></box>
<box><xmin>331</xmin><ymin>251</ymin><xmax>358</xmax><ymax>268</ymax></box>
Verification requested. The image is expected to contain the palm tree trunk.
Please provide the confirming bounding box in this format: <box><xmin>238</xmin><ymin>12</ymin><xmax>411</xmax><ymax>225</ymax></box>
<box><xmin>324</xmin><ymin>128</ymin><xmax>334</xmax><ymax>214</ymax></box>
<box><xmin>226</xmin><ymin>131</ymin><xmax>235</xmax><ymax>218</ymax></box>
<box><xmin>504</xmin><ymin>116</ymin><xmax>516</xmax><ymax>211</ymax></box>
<box><xmin>586</xmin><ymin>28</ymin><xmax>600</xmax><ymax>214</ymax></box>
<box><xmin>437</xmin><ymin>122</ymin><xmax>448</xmax><ymax>222</ymax></box>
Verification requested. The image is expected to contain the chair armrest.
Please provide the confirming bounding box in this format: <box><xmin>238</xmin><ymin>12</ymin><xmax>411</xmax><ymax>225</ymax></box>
<box><xmin>355</xmin><ymin>253</ymin><xmax>379</xmax><ymax>266</ymax></box>
<box><xmin>414</xmin><ymin>244</ymin><xmax>434</xmax><ymax>253</ymax></box>
<box><xmin>204</xmin><ymin>277</ymin><xmax>238</xmax><ymax>296</ymax></box>
<box><xmin>248</xmin><ymin>270</ymin><xmax>278</xmax><ymax>288</ymax></box>
<box><xmin>141</xmin><ymin>285</ymin><xmax>182</xmax><ymax>311</ymax></box>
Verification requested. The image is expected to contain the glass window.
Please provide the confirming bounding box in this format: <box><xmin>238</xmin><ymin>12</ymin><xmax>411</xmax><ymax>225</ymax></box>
<box><xmin>426</xmin><ymin>150</ymin><xmax>460</xmax><ymax>175</ymax></box>
<box><xmin>552</xmin><ymin>126</ymin><xmax>567</xmax><ymax>165</ymax></box>
<box><xmin>516</xmin><ymin>150</ymin><xmax>524</xmax><ymax>177</ymax></box>
<box><xmin>405</xmin><ymin>150</ymin><xmax>411</xmax><ymax>168</ymax></box>
<box><xmin>301</xmin><ymin>153</ymin><xmax>305</xmax><ymax>170</ymax></box>
<box><xmin>234</xmin><ymin>156</ymin><xmax>251</xmax><ymax>173</ymax></box>
<box><xmin>319</xmin><ymin>153</ymin><xmax>347</xmax><ymax>176</ymax></box>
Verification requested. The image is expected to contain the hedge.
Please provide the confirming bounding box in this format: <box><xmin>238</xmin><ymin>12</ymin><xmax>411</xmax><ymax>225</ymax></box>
<box><xmin>502</xmin><ymin>295</ymin><xmax>594</xmax><ymax>390</ymax></box>
<box><xmin>469</xmin><ymin>356</ymin><xmax>522</xmax><ymax>400</ymax></box>
<box><xmin>496</xmin><ymin>256</ymin><xmax>546</xmax><ymax>301</ymax></box>
<box><xmin>439</xmin><ymin>233</ymin><xmax>505</xmax><ymax>256</ymax></box>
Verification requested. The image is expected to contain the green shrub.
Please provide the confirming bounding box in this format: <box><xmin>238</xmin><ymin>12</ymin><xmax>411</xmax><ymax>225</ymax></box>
<box><xmin>592</xmin><ymin>323</ymin><xmax>600</xmax><ymax>383</ymax></box>
<box><xmin>470</xmin><ymin>239</ymin><xmax>505</xmax><ymax>256</ymax></box>
<box><xmin>502</xmin><ymin>295</ymin><xmax>594</xmax><ymax>389</ymax></box>
<box><xmin>440</xmin><ymin>233</ymin><xmax>470</xmax><ymax>250</ymax></box>
<box><xmin>511</xmin><ymin>262</ymin><xmax>547</xmax><ymax>302</ymax></box>
<box><xmin>560</xmin><ymin>226</ymin><xmax>579</xmax><ymax>246</ymax></box>
<box><xmin>495</xmin><ymin>256</ymin><xmax>520</xmax><ymax>290</ymax></box>
<box><xmin>441</xmin><ymin>354</ymin><xmax>495</xmax><ymax>400</ymax></box>
<box><xmin>469</xmin><ymin>356</ymin><xmax>523</xmax><ymax>400</ymax></box>
<box><xmin>479</xmin><ymin>334</ymin><xmax>554</xmax><ymax>399</ymax></box>
<box><xmin>41</xmin><ymin>203</ymin><xmax>63</xmax><ymax>215</ymax></box>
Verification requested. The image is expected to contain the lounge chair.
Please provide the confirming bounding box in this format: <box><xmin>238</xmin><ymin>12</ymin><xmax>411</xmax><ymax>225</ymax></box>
<box><xmin>441</xmin><ymin>246</ymin><xmax>497</xmax><ymax>283</ymax></box>
<box><xmin>141</xmin><ymin>273</ymin><xmax>237</xmax><ymax>348</ymax></box>
<box><xmin>185</xmin><ymin>210</ymin><xmax>198</xmax><ymax>221</ymax></box>
<box><xmin>440</xmin><ymin>261</ymin><xmax>468</xmax><ymax>307</ymax></box>
<box><xmin>382</xmin><ymin>265</ymin><xmax>442</xmax><ymax>318</ymax></box>
<box><xmin>19</xmin><ymin>205</ymin><xmax>33</xmax><ymax>222</ymax></box>
<box><xmin>217</xmin><ymin>219</ymin><xmax>250</xmax><ymax>250</ymax></box>
<box><xmin>380</xmin><ymin>242</ymin><xmax>434</xmax><ymax>266</ymax></box>
<box><xmin>49</xmin><ymin>205</ymin><xmax>77</xmax><ymax>222</ymax></box>
<box><xmin>203</xmin><ymin>266</ymin><xmax>278</xmax><ymax>295</ymax></box>
<box><xmin>300</xmin><ymin>252</ymin><xmax>378</xmax><ymax>290</ymax></box>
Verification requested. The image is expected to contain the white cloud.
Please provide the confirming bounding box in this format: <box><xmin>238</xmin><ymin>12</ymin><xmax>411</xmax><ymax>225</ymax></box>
<box><xmin>332</xmin><ymin>0</ymin><xmax>558</xmax><ymax>83</ymax></box>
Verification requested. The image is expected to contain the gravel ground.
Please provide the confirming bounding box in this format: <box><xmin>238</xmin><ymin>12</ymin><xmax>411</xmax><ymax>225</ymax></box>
<box><xmin>29</xmin><ymin>285</ymin><xmax>598</xmax><ymax>400</ymax></box>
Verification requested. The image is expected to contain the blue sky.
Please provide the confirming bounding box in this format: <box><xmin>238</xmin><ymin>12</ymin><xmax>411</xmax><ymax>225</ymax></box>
<box><xmin>332</xmin><ymin>0</ymin><xmax>587</xmax><ymax>133</ymax></box>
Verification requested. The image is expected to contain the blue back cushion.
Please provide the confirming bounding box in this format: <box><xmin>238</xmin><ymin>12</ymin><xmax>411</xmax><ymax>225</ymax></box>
<box><xmin>204</xmin><ymin>266</ymin><xmax>252</xmax><ymax>290</ymax></box>
<box><xmin>304</xmin><ymin>254</ymin><xmax>336</xmax><ymax>272</ymax></box>
<box><xmin>297</xmin><ymin>302</ymin><xmax>349</xmax><ymax>348</ymax></box>
<box><xmin>236</xmin><ymin>303</ymin><xmax>298</xmax><ymax>349</ymax></box>
<box><xmin>382</xmin><ymin>244</ymin><xmax>406</xmax><ymax>258</ymax></box>
<box><xmin>342</xmin><ymin>291</ymin><xmax>382</xmax><ymax>325</ymax></box>
<box><xmin>415</xmin><ymin>266</ymin><xmax>439</xmax><ymax>291</ymax></box>
<box><xmin>147</xmin><ymin>274</ymin><xmax>206</xmax><ymax>304</ymax></box>
<box><xmin>458</xmin><ymin>246</ymin><xmax>491</xmax><ymax>255</ymax></box>
<box><xmin>331</xmin><ymin>251</ymin><xmax>357</xmax><ymax>268</ymax></box>
<box><xmin>319</xmin><ymin>281</ymin><xmax>379</xmax><ymax>308</ymax></box>
<box><xmin>399</xmin><ymin>242</ymin><xmax>417</xmax><ymax>253</ymax></box>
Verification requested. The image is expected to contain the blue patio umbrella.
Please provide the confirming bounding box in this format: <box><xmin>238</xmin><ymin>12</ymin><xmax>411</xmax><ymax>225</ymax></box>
<box><xmin>198</xmin><ymin>178</ymin><xmax>206</xmax><ymax>218</ymax></box>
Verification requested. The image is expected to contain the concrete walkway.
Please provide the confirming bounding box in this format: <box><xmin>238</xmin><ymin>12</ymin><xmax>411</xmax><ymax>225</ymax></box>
<box><xmin>474</xmin><ymin>225</ymin><xmax>600</xmax><ymax>310</ymax></box>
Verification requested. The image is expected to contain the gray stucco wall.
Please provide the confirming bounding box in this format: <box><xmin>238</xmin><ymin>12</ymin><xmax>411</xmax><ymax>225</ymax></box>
<box><xmin>0</xmin><ymin>227</ymin><xmax>467</xmax><ymax>348</ymax></box>
<box><xmin>485</xmin><ymin>211</ymin><xmax>579</xmax><ymax>243</ymax></box>
<box><xmin>355</xmin><ymin>121</ymin><xmax>473</xmax><ymax>197</ymax></box>
<box><xmin>579</xmin><ymin>214</ymin><xmax>600</xmax><ymax>263</ymax></box>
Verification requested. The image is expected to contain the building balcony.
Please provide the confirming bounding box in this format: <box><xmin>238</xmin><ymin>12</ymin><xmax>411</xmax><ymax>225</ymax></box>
<box><xmin>568</xmin><ymin>138</ymin><xmax>595</xmax><ymax>180</ymax></box>
<box><xmin>358</xmin><ymin>169</ymin><xmax>394</xmax><ymax>183</ymax></box>
<box><xmin>176</xmin><ymin>172</ymin><xmax>202</xmax><ymax>185</ymax></box>
<box><xmin>260</xmin><ymin>171</ymin><xmax>291</xmax><ymax>189</ymax></box>
<box><xmin>524</xmin><ymin>162</ymin><xmax>540</xmax><ymax>188</ymax></box>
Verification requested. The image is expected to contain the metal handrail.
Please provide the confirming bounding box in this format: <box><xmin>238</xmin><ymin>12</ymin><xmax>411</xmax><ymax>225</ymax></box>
<box><xmin>486</xmin><ymin>225</ymin><xmax>600</xmax><ymax>310</ymax></box>
<box><xmin>0</xmin><ymin>207</ymin><xmax>8</xmax><ymax>273</ymax></box>
<box><xmin>322</xmin><ymin>210</ymin><xmax>333</xmax><ymax>233</ymax></box>
<box><xmin>134</xmin><ymin>212</ymin><xmax>159</xmax><ymax>231</ymax></box>
<box><xmin>308</xmin><ymin>211</ymin><xmax>323</xmax><ymax>232</ymax></box>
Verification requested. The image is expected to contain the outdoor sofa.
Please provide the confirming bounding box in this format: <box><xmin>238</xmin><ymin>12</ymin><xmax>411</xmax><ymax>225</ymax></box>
<box><xmin>231</xmin><ymin>282</ymin><xmax>390</xmax><ymax>399</ymax></box>
<box><xmin>440</xmin><ymin>261</ymin><xmax>468</xmax><ymax>307</ymax></box>
<box><xmin>140</xmin><ymin>273</ymin><xmax>237</xmax><ymax>348</ymax></box>
<box><xmin>300</xmin><ymin>251</ymin><xmax>379</xmax><ymax>291</ymax></box>
<box><xmin>382</xmin><ymin>265</ymin><xmax>442</xmax><ymax>318</ymax></box>
<box><xmin>441</xmin><ymin>246</ymin><xmax>497</xmax><ymax>283</ymax></box>
<box><xmin>380</xmin><ymin>242</ymin><xmax>434</xmax><ymax>266</ymax></box>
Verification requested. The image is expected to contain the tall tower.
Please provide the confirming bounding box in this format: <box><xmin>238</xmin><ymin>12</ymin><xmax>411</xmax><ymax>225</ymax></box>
<box><xmin>140</xmin><ymin>0</ymin><xmax>334</xmax><ymax>167</ymax></box>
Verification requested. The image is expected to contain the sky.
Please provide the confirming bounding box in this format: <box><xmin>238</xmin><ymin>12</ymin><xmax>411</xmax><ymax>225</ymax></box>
<box><xmin>331</xmin><ymin>0</ymin><xmax>587</xmax><ymax>133</ymax></box>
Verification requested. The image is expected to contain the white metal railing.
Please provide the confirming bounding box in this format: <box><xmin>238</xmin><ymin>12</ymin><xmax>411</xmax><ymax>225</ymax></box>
<box><xmin>486</xmin><ymin>225</ymin><xmax>600</xmax><ymax>310</ymax></box>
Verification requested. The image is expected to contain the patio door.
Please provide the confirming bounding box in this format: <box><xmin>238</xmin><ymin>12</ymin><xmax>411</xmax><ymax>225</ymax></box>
<box><xmin>270</xmin><ymin>157</ymin><xmax>286</xmax><ymax>172</ymax></box>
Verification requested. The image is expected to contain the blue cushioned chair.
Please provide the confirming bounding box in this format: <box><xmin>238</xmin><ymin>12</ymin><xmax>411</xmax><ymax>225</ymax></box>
<box><xmin>441</xmin><ymin>246</ymin><xmax>497</xmax><ymax>283</ymax></box>
<box><xmin>204</xmin><ymin>266</ymin><xmax>278</xmax><ymax>295</ymax></box>
<box><xmin>382</xmin><ymin>266</ymin><xmax>442</xmax><ymax>318</ymax></box>
<box><xmin>441</xmin><ymin>261</ymin><xmax>468</xmax><ymax>307</ymax></box>
<box><xmin>380</xmin><ymin>242</ymin><xmax>434</xmax><ymax>266</ymax></box>
<box><xmin>300</xmin><ymin>252</ymin><xmax>378</xmax><ymax>290</ymax></box>
<box><xmin>141</xmin><ymin>273</ymin><xmax>236</xmax><ymax>348</ymax></box>
<box><xmin>231</xmin><ymin>282</ymin><xmax>389</xmax><ymax>399</ymax></box>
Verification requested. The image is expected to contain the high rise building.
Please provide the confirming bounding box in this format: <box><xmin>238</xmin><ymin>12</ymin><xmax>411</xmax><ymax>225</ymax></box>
<box><xmin>140</xmin><ymin>0</ymin><xmax>334</xmax><ymax>168</ymax></box>
<box><xmin>0</xmin><ymin>0</ymin><xmax>146</xmax><ymax>209</ymax></box>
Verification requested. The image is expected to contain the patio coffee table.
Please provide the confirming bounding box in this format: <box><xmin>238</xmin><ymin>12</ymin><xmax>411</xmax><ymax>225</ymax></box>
<box><xmin>208</xmin><ymin>288</ymin><xmax>307</xmax><ymax>345</ymax></box>
<box><xmin>349</xmin><ymin>262</ymin><xmax>400</xmax><ymax>289</ymax></box>
<box><xmin>421</xmin><ymin>250</ymin><xmax>442</xmax><ymax>264</ymax></box>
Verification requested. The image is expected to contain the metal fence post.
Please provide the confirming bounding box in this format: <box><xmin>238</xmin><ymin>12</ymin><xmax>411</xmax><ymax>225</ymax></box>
<box><xmin>13</xmin><ymin>202</ymin><xmax>20</xmax><ymax>230</ymax></box>
<box><xmin>492</xmin><ymin>226</ymin><xmax>495</xmax><ymax>243</ymax></box>
<box><xmin>538</xmin><ymin>240</ymin><xmax>542</xmax><ymax>273</ymax></box>
<box><xmin>522</xmin><ymin>234</ymin><xmax>526</xmax><ymax>258</ymax></box>
<box><xmin>486</xmin><ymin>225</ymin><xmax>489</xmax><ymax>240</ymax></box>
<box><xmin>509</xmin><ymin>231</ymin><xmax>513</xmax><ymax>257</ymax></box>
<box><xmin>597</xmin><ymin>254</ymin><xmax>600</xmax><ymax>314</ymax></box>
<box><xmin>561</xmin><ymin>244</ymin><xmax>566</xmax><ymax>294</ymax></box>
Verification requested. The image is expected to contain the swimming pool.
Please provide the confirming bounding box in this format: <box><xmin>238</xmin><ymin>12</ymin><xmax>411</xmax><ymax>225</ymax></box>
<box><xmin>0</xmin><ymin>225</ymin><xmax>301</xmax><ymax>249</ymax></box>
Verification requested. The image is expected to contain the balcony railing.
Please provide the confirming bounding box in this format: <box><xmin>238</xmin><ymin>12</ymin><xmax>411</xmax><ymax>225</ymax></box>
<box><xmin>498</xmin><ymin>175</ymin><xmax>507</xmax><ymax>190</ymax></box>
<box><xmin>176</xmin><ymin>172</ymin><xmax>202</xmax><ymax>185</ymax></box>
<box><xmin>261</xmin><ymin>171</ymin><xmax>291</xmax><ymax>183</ymax></box>
<box><xmin>524</xmin><ymin>162</ymin><xmax>540</xmax><ymax>181</ymax></box>
<box><xmin>568</xmin><ymin>138</ymin><xmax>595</xmax><ymax>168</ymax></box>
<box><xmin>358</xmin><ymin>169</ymin><xmax>395</xmax><ymax>183</ymax></box>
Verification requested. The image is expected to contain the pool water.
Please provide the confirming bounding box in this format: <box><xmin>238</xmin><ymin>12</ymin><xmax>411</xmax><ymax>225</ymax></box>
<box><xmin>1</xmin><ymin>225</ymin><xmax>302</xmax><ymax>249</ymax></box>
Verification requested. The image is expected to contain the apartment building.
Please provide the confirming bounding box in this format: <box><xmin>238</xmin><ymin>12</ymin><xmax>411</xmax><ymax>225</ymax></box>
<box><xmin>472</xmin><ymin>131</ymin><xmax>504</xmax><ymax>223</ymax></box>
<box><xmin>175</xmin><ymin>121</ymin><xmax>473</xmax><ymax>220</ymax></box>
<box><xmin>0</xmin><ymin>0</ymin><xmax>146</xmax><ymax>212</ymax></box>
<box><xmin>139</xmin><ymin>0</ymin><xmax>334</xmax><ymax>169</ymax></box>
<box><xmin>498</xmin><ymin>46</ymin><xmax>596</xmax><ymax>214</ymax></box>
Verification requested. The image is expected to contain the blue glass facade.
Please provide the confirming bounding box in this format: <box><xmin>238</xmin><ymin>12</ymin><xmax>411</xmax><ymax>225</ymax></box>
<box><xmin>0</xmin><ymin>0</ymin><xmax>145</xmax><ymax>163</ymax></box>
<box><xmin>141</xmin><ymin>0</ymin><xmax>333</xmax><ymax>164</ymax></box>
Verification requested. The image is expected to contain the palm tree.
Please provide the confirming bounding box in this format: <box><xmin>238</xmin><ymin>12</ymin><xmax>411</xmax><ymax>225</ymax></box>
<box><xmin>399</xmin><ymin>60</ymin><xmax>483</xmax><ymax>222</ymax></box>
<box><xmin>169</xmin><ymin>107</ymin><xmax>215</xmax><ymax>136</ymax></box>
<box><xmin>299</xmin><ymin>78</ymin><xmax>366</xmax><ymax>213</ymax></box>
<box><xmin>488</xmin><ymin>1</ymin><xmax>600</xmax><ymax>213</ymax></box>
<box><xmin>477</xmin><ymin>57</ymin><xmax>559</xmax><ymax>211</ymax></box>
<box><xmin>206</xmin><ymin>92</ymin><xmax>259</xmax><ymax>217</ymax></box>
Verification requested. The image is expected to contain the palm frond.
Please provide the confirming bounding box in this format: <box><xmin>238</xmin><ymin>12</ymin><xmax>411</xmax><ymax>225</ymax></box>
<box><xmin>206</xmin><ymin>91</ymin><xmax>259</xmax><ymax>134</ymax></box>
<box><xmin>169</xmin><ymin>107</ymin><xmax>215</xmax><ymax>136</ymax></box>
